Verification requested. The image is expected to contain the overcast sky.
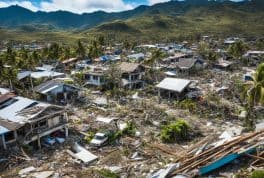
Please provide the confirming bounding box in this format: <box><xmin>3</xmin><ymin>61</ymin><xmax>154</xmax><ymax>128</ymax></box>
<box><xmin>0</xmin><ymin>0</ymin><xmax>245</xmax><ymax>14</ymax></box>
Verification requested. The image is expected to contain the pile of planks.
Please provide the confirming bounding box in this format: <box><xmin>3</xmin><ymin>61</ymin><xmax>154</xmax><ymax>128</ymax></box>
<box><xmin>168</xmin><ymin>130</ymin><xmax>264</xmax><ymax>177</ymax></box>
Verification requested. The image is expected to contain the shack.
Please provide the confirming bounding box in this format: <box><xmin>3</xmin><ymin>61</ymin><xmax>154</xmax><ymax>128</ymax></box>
<box><xmin>156</xmin><ymin>78</ymin><xmax>192</xmax><ymax>100</ymax></box>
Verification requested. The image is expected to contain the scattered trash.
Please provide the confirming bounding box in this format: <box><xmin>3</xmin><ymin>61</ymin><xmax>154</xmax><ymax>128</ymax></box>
<box><xmin>19</xmin><ymin>166</ymin><xmax>36</xmax><ymax>176</ymax></box>
<box><xmin>67</xmin><ymin>143</ymin><xmax>98</xmax><ymax>164</ymax></box>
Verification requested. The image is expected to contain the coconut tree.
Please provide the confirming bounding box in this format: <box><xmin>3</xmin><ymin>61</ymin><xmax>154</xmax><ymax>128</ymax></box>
<box><xmin>76</xmin><ymin>40</ymin><xmax>86</xmax><ymax>59</ymax></box>
<box><xmin>144</xmin><ymin>48</ymin><xmax>163</xmax><ymax>83</ymax></box>
<box><xmin>245</xmin><ymin>63</ymin><xmax>264</xmax><ymax>129</ymax></box>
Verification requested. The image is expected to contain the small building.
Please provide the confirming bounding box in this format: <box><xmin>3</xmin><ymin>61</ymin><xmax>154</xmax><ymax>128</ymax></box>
<box><xmin>119</xmin><ymin>62</ymin><xmax>145</xmax><ymax>89</ymax></box>
<box><xmin>243</xmin><ymin>50</ymin><xmax>264</xmax><ymax>66</ymax></box>
<box><xmin>34</xmin><ymin>79</ymin><xmax>80</xmax><ymax>105</ymax></box>
<box><xmin>156</xmin><ymin>78</ymin><xmax>192</xmax><ymax>100</ymax></box>
<box><xmin>84</xmin><ymin>66</ymin><xmax>108</xmax><ymax>87</ymax></box>
<box><xmin>214</xmin><ymin>58</ymin><xmax>234</xmax><ymax>70</ymax></box>
<box><xmin>127</xmin><ymin>53</ymin><xmax>145</xmax><ymax>61</ymax></box>
<box><xmin>176</xmin><ymin>58</ymin><xmax>204</xmax><ymax>74</ymax></box>
<box><xmin>62</xmin><ymin>58</ymin><xmax>78</xmax><ymax>69</ymax></box>
<box><xmin>0</xmin><ymin>93</ymin><xmax>68</xmax><ymax>149</ymax></box>
<box><xmin>162</xmin><ymin>53</ymin><xmax>189</xmax><ymax>65</ymax></box>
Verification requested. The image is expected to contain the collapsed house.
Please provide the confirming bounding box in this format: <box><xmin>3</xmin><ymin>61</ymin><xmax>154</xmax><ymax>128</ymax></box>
<box><xmin>34</xmin><ymin>79</ymin><xmax>80</xmax><ymax>105</ymax></box>
<box><xmin>176</xmin><ymin>58</ymin><xmax>204</xmax><ymax>74</ymax></box>
<box><xmin>156</xmin><ymin>78</ymin><xmax>192</xmax><ymax>100</ymax></box>
<box><xmin>214</xmin><ymin>58</ymin><xmax>234</xmax><ymax>70</ymax></box>
<box><xmin>119</xmin><ymin>62</ymin><xmax>145</xmax><ymax>89</ymax></box>
<box><xmin>0</xmin><ymin>91</ymin><xmax>68</xmax><ymax>149</ymax></box>
<box><xmin>162</xmin><ymin>53</ymin><xmax>189</xmax><ymax>65</ymax></box>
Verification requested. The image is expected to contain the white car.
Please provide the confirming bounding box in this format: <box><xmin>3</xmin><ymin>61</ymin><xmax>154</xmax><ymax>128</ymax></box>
<box><xmin>90</xmin><ymin>133</ymin><xmax>108</xmax><ymax>147</ymax></box>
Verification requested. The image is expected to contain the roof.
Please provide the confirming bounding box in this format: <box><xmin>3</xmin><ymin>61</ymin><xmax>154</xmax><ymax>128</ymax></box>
<box><xmin>0</xmin><ymin>125</ymin><xmax>9</xmax><ymax>135</ymax></box>
<box><xmin>215</xmin><ymin>59</ymin><xmax>233</xmax><ymax>68</ymax></box>
<box><xmin>156</xmin><ymin>78</ymin><xmax>191</xmax><ymax>93</ymax></box>
<box><xmin>34</xmin><ymin>80</ymin><xmax>62</xmax><ymax>94</ymax></box>
<box><xmin>177</xmin><ymin>58</ymin><xmax>202</xmax><ymax>69</ymax></box>
<box><xmin>0</xmin><ymin>96</ymin><xmax>44</xmax><ymax>123</ymax></box>
<box><xmin>31</xmin><ymin>71</ymin><xmax>65</xmax><ymax>79</ymax></box>
<box><xmin>62</xmin><ymin>58</ymin><xmax>78</xmax><ymax>64</ymax></box>
<box><xmin>164</xmin><ymin>71</ymin><xmax>177</xmax><ymax>76</ymax></box>
<box><xmin>17</xmin><ymin>71</ymin><xmax>31</xmax><ymax>80</ymax></box>
<box><xmin>0</xmin><ymin>88</ymin><xmax>10</xmax><ymax>95</ymax></box>
<box><xmin>127</xmin><ymin>53</ymin><xmax>145</xmax><ymax>60</ymax></box>
<box><xmin>119</xmin><ymin>62</ymin><xmax>142</xmax><ymax>73</ymax></box>
<box><xmin>0</xmin><ymin>93</ymin><xmax>16</xmax><ymax>104</ymax></box>
<box><xmin>34</xmin><ymin>79</ymin><xmax>79</xmax><ymax>94</ymax></box>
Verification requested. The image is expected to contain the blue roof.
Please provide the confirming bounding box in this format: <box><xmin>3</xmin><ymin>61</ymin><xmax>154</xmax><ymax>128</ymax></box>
<box><xmin>0</xmin><ymin>125</ymin><xmax>9</xmax><ymax>135</ymax></box>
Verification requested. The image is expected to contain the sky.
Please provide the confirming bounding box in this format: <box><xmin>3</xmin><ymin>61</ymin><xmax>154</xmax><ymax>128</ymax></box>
<box><xmin>0</xmin><ymin>0</ymin><xmax>244</xmax><ymax>14</ymax></box>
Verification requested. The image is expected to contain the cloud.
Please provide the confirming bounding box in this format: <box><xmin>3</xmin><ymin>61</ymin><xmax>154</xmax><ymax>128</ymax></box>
<box><xmin>0</xmin><ymin>0</ymin><xmax>135</xmax><ymax>13</ymax></box>
<box><xmin>0</xmin><ymin>1</ymin><xmax>39</xmax><ymax>11</ymax></box>
<box><xmin>148</xmin><ymin>0</ymin><xmax>170</xmax><ymax>5</ymax></box>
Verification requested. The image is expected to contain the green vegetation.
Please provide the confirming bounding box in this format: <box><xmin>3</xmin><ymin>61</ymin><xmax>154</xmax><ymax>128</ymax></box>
<box><xmin>174</xmin><ymin>99</ymin><xmax>197</xmax><ymax>112</ymax></box>
<box><xmin>244</xmin><ymin>63</ymin><xmax>264</xmax><ymax>129</ymax></box>
<box><xmin>250</xmin><ymin>170</ymin><xmax>264</xmax><ymax>178</ymax></box>
<box><xmin>160</xmin><ymin>119</ymin><xmax>190</xmax><ymax>143</ymax></box>
<box><xmin>228</xmin><ymin>40</ymin><xmax>249</xmax><ymax>60</ymax></box>
<box><xmin>108</xmin><ymin>121</ymin><xmax>137</xmax><ymax>143</ymax></box>
<box><xmin>1</xmin><ymin>1</ymin><xmax>264</xmax><ymax>43</ymax></box>
<box><xmin>84</xmin><ymin>131</ymin><xmax>95</xmax><ymax>144</ymax></box>
<box><xmin>97</xmin><ymin>169</ymin><xmax>119</xmax><ymax>178</ymax></box>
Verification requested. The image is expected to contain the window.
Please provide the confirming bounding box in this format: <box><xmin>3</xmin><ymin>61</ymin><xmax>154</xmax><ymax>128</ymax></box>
<box><xmin>4</xmin><ymin>131</ymin><xmax>15</xmax><ymax>142</ymax></box>
<box><xmin>93</xmin><ymin>76</ymin><xmax>99</xmax><ymax>81</ymax></box>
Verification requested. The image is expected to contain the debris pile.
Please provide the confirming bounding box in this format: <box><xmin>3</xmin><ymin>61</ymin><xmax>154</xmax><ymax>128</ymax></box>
<box><xmin>162</xmin><ymin>130</ymin><xmax>264</xmax><ymax>177</ymax></box>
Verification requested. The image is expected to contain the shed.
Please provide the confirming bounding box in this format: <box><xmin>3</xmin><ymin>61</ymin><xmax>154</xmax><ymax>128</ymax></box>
<box><xmin>156</xmin><ymin>78</ymin><xmax>192</xmax><ymax>99</ymax></box>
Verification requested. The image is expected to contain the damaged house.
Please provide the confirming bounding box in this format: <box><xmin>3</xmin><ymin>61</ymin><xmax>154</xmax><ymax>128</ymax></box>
<box><xmin>0</xmin><ymin>92</ymin><xmax>68</xmax><ymax>149</ymax></box>
<box><xmin>176</xmin><ymin>58</ymin><xmax>204</xmax><ymax>74</ymax></box>
<box><xmin>243</xmin><ymin>50</ymin><xmax>264</xmax><ymax>66</ymax></box>
<box><xmin>156</xmin><ymin>78</ymin><xmax>192</xmax><ymax>100</ymax></box>
<box><xmin>34</xmin><ymin>79</ymin><xmax>80</xmax><ymax>105</ymax></box>
<box><xmin>119</xmin><ymin>62</ymin><xmax>145</xmax><ymax>89</ymax></box>
<box><xmin>84</xmin><ymin>66</ymin><xmax>108</xmax><ymax>87</ymax></box>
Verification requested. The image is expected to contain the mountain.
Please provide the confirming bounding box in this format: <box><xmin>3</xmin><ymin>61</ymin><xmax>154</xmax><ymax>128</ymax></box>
<box><xmin>0</xmin><ymin>0</ymin><xmax>263</xmax><ymax>42</ymax></box>
<box><xmin>0</xmin><ymin>0</ymin><xmax>262</xmax><ymax>29</ymax></box>
<box><xmin>0</xmin><ymin>4</ymin><xmax>148</xmax><ymax>29</ymax></box>
<box><xmin>85</xmin><ymin>0</ymin><xmax>264</xmax><ymax>41</ymax></box>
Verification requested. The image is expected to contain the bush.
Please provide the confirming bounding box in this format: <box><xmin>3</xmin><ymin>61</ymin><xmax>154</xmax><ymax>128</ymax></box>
<box><xmin>161</xmin><ymin>119</ymin><xmax>190</xmax><ymax>143</ymax></box>
<box><xmin>84</xmin><ymin>131</ymin><xmax>95</xmax><ymax>144</ymax></box>
<box><xmin>97</xmin><ymin>169</ymin><xmax>119</xmax><ymax>178</ymax></box>
<box><xmin>108</xmin><ymin>121</ymin><xmax>137</xmax><ymax>143</ymax></box>
<box><xmin>174</xmin><ymin>99</ymin><xmax>197</xmax><ymax>112</ymax></box>
<box><xmin>250</xmin><ymin>170</ymin><xmax>264</xmax><ymax>178</ymax></box>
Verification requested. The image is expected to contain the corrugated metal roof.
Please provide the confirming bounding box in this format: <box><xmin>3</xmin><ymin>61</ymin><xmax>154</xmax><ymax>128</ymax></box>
<box><xmin>156</xmin><ymin>78</ymin><xmax>191</xmax><ymax>93</ymax></box>
<box><xmin>31</xmin><ymin>71</ymin><xmax>65</xmax><ymax>79</ymax></box>
<box><xmin>0</xmin><ymin>125</ymin><xmax>9</xmax><ymax>135</ymax></box>
<box><xmin>0</xmin><ymin>88</ymin><xmax>11</xmax><ymax>95</ymax></box>
<box><xmin>17</xmin><ymin>71</ymin><xmax>31</xmax><ymax>80</ymax></box>
<box><xmin>0</xmin><ymin>96</ymin><xmax>50</xmax><ymax>124</ymax></box>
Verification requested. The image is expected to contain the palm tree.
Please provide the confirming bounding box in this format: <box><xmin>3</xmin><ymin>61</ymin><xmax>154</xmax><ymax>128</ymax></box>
<box><xmin>88</xmin><ymin>40</ymin><xmax>103</xmax><ymax>59</ymax></box>
<box><xmin>245</xmin><ymin>63</ymin><xmax>264</xmax><ymax>129</ymax></box>
<box><xmin>76</xmin><ymin>40</ymin><xmax>86</xmax><ymax>59</ymax></box>
<box><xmin>0</xmin><ymin>54</ymin><xmax>5</xmax><ymax>83</ymax></box>
<box><xmin>145</xmin><ymin>48</ymin><xmax>163</xmax><ymax>68</ymax></box>
<box><xmin>144</xmin><ymin>49</ymin><xmax>163</xmax><ymax>83</ymax></box>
